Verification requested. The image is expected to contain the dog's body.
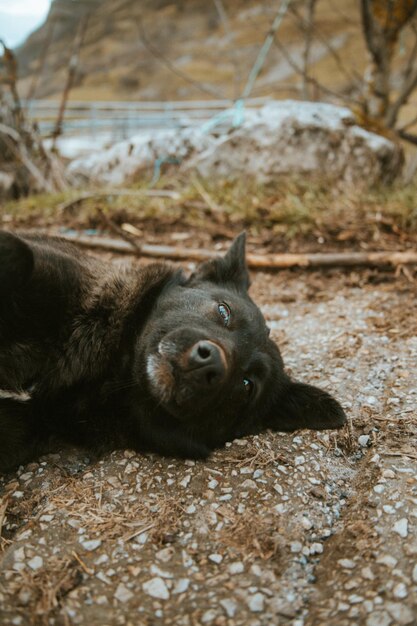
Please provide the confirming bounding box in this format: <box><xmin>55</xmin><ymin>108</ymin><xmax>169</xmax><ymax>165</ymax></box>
<box><xmin>0</xmin><ymin>230</ymin><xmax>346</xmax><ymax>472</ymax></box>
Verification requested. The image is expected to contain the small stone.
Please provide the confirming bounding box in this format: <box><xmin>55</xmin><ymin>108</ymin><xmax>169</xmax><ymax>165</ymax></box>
<box><xmin>412</xmin><ymin>563</ymin><xmax>417</xmax><ymax>583</ymax></box>
<box><xmin>13</xmin><ymin>547</ymin><xmax>25</xmax><ymax>562</ymax></box>
<box><xmin>294</xmin><ymin>455</ymin><xmax>306</xmax><ymax>466</ymax></box>
<box><xmin>382</xmin><ymin>469</ymin><xmax>395</xmax><ymax>479</ymax></box>
<box><xmin>302</xmin><ymin>517</ymin><xmax>313</xmax><ymax>530</ymax></box>
<box><xmin>150</xmin><ymin>564</ymin><xmax>174</xmax><ymax>579</ymax></box>
<box><xmin>155</xmin><ymin>547</ymin><xmax>174</xmax><ymax>562</ymax></box>
<box><xmin>208</xmin><ymin>479</ymin><xmax>218</xmax><ymax>489</ymax></box>
<box><xmin>228</xmin><ymin>562</ymin><xmax>244</xmax><ymax>574</ymax></box>
<box><xmin>179</xmin><ymin>475</ymin><xmax>191</xmax><ymax>488</ymax></box>
<box><xmin>349</xmin><ymin>594</ymin><xmax>364</xmax><ymax>604</ymax></box>
<box><xmin>358</xmin><ymin>435</ymin><xmax>370</xmax><ymax>447</ymax></box>
<box><xmin>28</xmin><ymin>556</ymin><xmax>43</xmax><ymax>571</ymax></box>
<box><xmin>220</xmin><ymin>598</ymin><xmax>237</xmax><ymax>617</ymax></box>
<box><xmin>366</xmin><ymin>612</ymin><xmax>392</xmax><ymax>626</ymax></box>
<box><xmin>310</xmin><ymin>542</ymin><xmax>323</xmax><ymax>554</ymax></box>
<box><xmin>386</xmin><ymin>601</ymin><xmax>414</xmax><ymax>624</ymax></box>
<box><xmin>393</xmin><ymin>583</ymin><xmax>407</xmax><ymax>599</ymax></box>
<box><xmin>376</xmin><ymin>555</ymin><xmax>398</xmax><ymax>568</ymax></box>
<box><xmin>208</xmin><ymin>553</ymin><xmax>223</xmax><ymax>564</ymax></box>
<box><xmin>80</xmin><ymin>539</ymin><xmax>102</xmax><ymax>551</ymax></box>
<box><xmin>241</xmin><ymin>479</ymin><xmax>257</xmax><ymax>489</ymax></box>
<box><xmin>338</xmin><ymin>558</ymin><xmax>356</xmax><ymax>569</ymax></box>
<box><xmin>373</xmin><ymin>484</ymin><xmax>385</xmax><ymax>494</ymax></box>
<box><xmin>142</xmin><ymin>577</ymin><xmax>170</xmax><ymax>600</ymax></box>
<box><xmin>172</xmin><ymin>578</ymin><xmax>190</xmax><ymax>594</ymax></box>
<box><xmin>290</xmin><ymin>541</ymin><xmax>302</xmax><ymax>553</ymax></box>
<box><xmin>115</xmin><ymin>583</ymin><xmax>133</xmax><ymax>603</ymax></box>
<box><xmin>361</xmin><ymin>566</ymin><xmax>375</xmax><ymax>580</ymax></box>
<box><xmin>201</xmin><ymin>609</ymin><xmax>217</xmax><ymax>623</ymax></box>
<box><xmin>247</xmin><ymin>592</ymin><xmax>264</xmax><ymax>612</ymax></box>
<box><xmin>393</xmin><ymin>518</ymin><xmax>408</xmax><ymax>538</ymax></box>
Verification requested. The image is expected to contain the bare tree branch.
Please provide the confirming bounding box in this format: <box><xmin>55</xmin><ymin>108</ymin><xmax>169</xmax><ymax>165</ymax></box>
<box><xmin>26</xmin><ymin>17</ymin><xmax>57</xmax><ymax>101</ymax></box>
<box><xmin>213</xmin><ymin>0</ymin><xmax>242</xmax><ymax>99</ymax></box>
<box><xmin>52</xmin><ymin>12</ymin><xmax>90</xmax><ymax>145</ymax></box>
<box><xmin>272</xmin><ymin>38</ymin><xmax>361</xmax><ymax>106</ymax></box>
<box><xmin>136</xmin><ymin>18</ymin><xmax>225</xmax><ymax>99</ymax></box>
<box><xmin>289</xmin><ymin>4</ymin><xmax>362</xmax><ymax>88</ymax></box>
<box><xmin>301</xmin><ymin>0</ymin><xmax>317</xmax><ymax>98</ymax></box>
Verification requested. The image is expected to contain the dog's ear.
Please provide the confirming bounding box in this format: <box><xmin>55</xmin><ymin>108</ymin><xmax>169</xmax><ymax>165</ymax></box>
<box><xmin>266</xmin><ymin>380</ymin><xmax>346</xmax><ymax>432</ymax></box>
<box><xmin>188</xmin><ymin>232</ymin><xmax>250</xmax><ymax>291</ymax></box>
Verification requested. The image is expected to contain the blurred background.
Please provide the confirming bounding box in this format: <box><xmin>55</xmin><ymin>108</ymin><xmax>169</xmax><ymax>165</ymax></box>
<box><xmin>1</xmin><ymin>0</ymin><xmax>417</xmax><ymax>254</ymax></box>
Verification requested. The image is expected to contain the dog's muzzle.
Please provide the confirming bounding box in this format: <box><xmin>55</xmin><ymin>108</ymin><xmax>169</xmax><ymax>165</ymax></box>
<box><xmin>185</xmin><ymin>340</ymin><xmax>227</xmax><ymax>388</ymax></box>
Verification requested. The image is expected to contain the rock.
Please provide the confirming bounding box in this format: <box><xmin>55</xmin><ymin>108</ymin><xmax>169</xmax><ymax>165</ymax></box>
<box><xmin>338</xmin><ymin>558</ymin><xmax>356</xmax><ymax>569</ymax></box>
<box><xmin>392</xmin><ymin>582</ymin><xmax>407</xmax><ymax>599</ymax></box>
<box><xmin>393</xmin><ymin>518</ymin><xmax>408</xmax><ymax>538</ymax></box>
<box><xmin>172</xmin><ymin>578</ymin><xmax>190</xmax><ymax>594</ymax></box>
<box><xmin>358</xmin><ymin>435</ymin><xmax>371</xmax><ymax>447</ymax></box>
<box><xmin>142</xmin><ymin>577</ymin><xmax>170</xmax><ymax>600</ymax></box>
<box><xmin>228</xmin><ymin>562</ymin><xmax>244</xmax><ymax>574</ymax></box>
<box><xmin>68</xmin><ymin>102</ymin><xmax>403</xmax><ymax>186</ymax></box>
<box><xmin>220</xmin><ymin>598</ymin><xmax>237</xmax><ymax>617</ymax></box>
<box><xmin>247</xmin><ymin>592</ymin><xmax>264</xmax><ymax>612</ymax></box>
<box><xmin>28</xmin><ymin>556</ymin><xmax>43</xmax><ymax>570</ymax></box>
<box><xmin>366</xmin><ymin>612</ymin><xmax>392</xmax><ymax>626</ymax></box>
<box><xmin>80</xmin><ymin>539</ymin><xmax>102</xmax><ymax>551</ymax></box>
<box><xmin>386</xmin><ymin>602</ymin><xmax>415</xmax><ymax>625</ymax></box>
<box><xmin>114</xmin><ymin>583</ymin><xmax>133</xmax><ymax>603</ymax></box>
<box><xmin>208</xmin><ymin>553</ymin><xmax>223</xmax><ymax>564</ymax></box>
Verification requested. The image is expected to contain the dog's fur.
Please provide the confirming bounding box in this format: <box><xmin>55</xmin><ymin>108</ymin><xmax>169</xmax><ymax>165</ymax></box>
<box><xmin>0</xmin><ymin>230</ymin><xmax>346</xmax><ymax>472</ymax></box>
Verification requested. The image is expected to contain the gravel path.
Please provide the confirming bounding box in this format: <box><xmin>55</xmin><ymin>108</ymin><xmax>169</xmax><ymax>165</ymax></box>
<box><xmin>0</xmin><ymin>265</ymin><xmax>416</xmax><ymax>626</ymax></box>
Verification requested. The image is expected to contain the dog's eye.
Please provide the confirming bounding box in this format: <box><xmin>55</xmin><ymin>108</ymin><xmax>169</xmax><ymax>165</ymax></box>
<box><xmin>218</xmin><ymin>302</ymin><xmax>231</xmax><ymax>326</ymax></box>
<box><xmin>243</xmin><ymin>378</ymin><xmax>254</xmax><ymax>396</ymax></box>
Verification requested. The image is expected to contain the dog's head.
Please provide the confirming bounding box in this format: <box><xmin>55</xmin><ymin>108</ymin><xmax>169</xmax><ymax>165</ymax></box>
<box><xmin>139</xmin><ymin>233</ymin><xmax>346</xmax><ymax>441</ymax></box>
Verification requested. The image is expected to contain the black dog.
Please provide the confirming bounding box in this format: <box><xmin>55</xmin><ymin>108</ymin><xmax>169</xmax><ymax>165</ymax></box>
<box><xmin>0</xmin><ymin>230</ymin><xmax>346</xmax><ymax>472</ymax></box>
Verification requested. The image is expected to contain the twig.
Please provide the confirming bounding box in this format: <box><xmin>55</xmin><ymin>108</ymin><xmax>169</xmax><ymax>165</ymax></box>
<box><xmin>47</xmin><ymin>232</ymin><xmax>417</xmax><ymax>270</ymax></box>
<box><xmin>213</xmin><ymin>0</ymin><xmax>242</xmax><ymax>99</ymax></box>
<box><xmin>272</xmin><ymin>39</ymin><xmax>359</xmax><ymax>106</ymax></box>
<box><xmin>71</xmin><ymin>550</ymin><xmax>94</xmax><ymax>576</ymax></box>
<box><xmin>136</xmin><ymin>18</ymin><xmax>225</xmax><ymax>99</ymax></box>
<box><xmin>52</xmin><ymin>13</ymin><xmax>90</xmax><ymax>145</ymax></box>
<box><xmin>191</xmin><ymin>178</ymin><xmax>223</xmax><ymax>213</ymax></box>
<box><xmin>58</xmin><ymin>189</ymin><xmax>181</xmax><ymax>214</ymax></box>
<box><xmin>0</xmin><ymin>496</ymin><xmax>9</xmax><ymax>539</ymax></box>
<box><xmin>26</xmin><ymin>17</ymin><xmax>56</xmax><ymax>101</ymax></box>
<box><xmin>96</xmin><ymin>208</ymin><xmax>142</xmax><ymax>253</ymax></box>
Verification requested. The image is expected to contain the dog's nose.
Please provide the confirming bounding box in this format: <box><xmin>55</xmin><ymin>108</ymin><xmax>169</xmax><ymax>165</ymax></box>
<box><xmin>187</xmin><ymin>340</ymin><xmax>226</xmax><ymax>387</ymax></box>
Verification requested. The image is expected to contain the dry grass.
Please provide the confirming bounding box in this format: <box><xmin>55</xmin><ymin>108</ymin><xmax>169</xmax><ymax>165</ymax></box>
<box><xmin>217</xmin><ymin>508</ymin><xmax>283</xmax><ymax>561</ymax></box>
<box><xmin>4</xmin><ymin>176</ymin><xmax>417</xmax><ymax>249</ymax></box>
<box><xmin>6</xmin><ymin>555</ymin><xmax>82</xmax><ymax>626</ymax></box>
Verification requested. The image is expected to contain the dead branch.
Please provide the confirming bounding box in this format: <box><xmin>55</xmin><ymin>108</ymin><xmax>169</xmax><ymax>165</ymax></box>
<box><xmin>301</xmin><ymin>0</ymin><xmax>317</xmax><ymax>99</ymax></box>
<box><xmin>26</xmin><ymin>17</ymin><xmax>57</xmax><ymax>101</ymax></box>
<box><xmin>52</xmin><ymin>13</ymin><xmax>90</xmax><ymax>144</ymax></box>
<box><xmin>360</xmin><ymin>0</ymin><xmax>417</xmax><ymax>121</ymax></box>
<box><xmin>213</xmin><ymin>0</ymin><xmax>242</xmax><ymax>99</ymax></box>
<box><xmin>289</xmin><ymin>4</ymin><xmax>362</xmax><ymax>89</ymax></box>
<box><xmin>272</xmin><ymin>38</ymin><xmax>359</xmax><ymax>106</ymax></box>
<box><xmin>136</xmin><ymin>18</ymin><xmax>225</xmax><ymax>99</ymax></box>
<box><xmin>47</xmin><ymin>232</ymin><xmax>417</xmax><ymax>271</ymax></box>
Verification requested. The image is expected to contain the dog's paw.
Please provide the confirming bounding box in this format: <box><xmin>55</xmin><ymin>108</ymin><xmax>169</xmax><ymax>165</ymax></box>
<box><xmin>0</xmin><ymin>231</ymin><xmax>34</xmax><ymax>293</ymax></box>
<box><xmin>267</xmin><ymin>381</ymin><xmax>347</xmax><ymax>432</ymax></box>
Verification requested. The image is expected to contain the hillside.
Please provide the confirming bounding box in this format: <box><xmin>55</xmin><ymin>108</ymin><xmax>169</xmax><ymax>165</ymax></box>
<box><xmin>16</xmin><ymin>0</ymin><xmax>364</xmax><ymax>102</ymax></box>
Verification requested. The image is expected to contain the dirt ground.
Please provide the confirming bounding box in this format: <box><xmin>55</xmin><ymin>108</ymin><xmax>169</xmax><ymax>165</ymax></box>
<box><xmin>0</xmin><ymin>239</ymin><xmax>416</xmax><ymax>626</ymax></box>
